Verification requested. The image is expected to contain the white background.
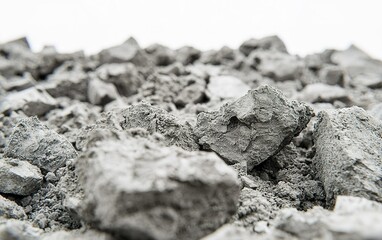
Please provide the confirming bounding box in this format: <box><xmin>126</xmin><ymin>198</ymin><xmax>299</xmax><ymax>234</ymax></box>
<box><xmin>1</xmin><ymin>0</ymin><xmax>381</xmax><ymax>59</ymax></box>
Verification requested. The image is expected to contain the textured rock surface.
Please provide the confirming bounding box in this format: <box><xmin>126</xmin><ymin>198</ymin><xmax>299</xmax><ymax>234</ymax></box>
<box><xmin>42</xmin><ymin>229</ymin><xmax>115</xmax><ymax>240</ymax></box>
<box><xmin>239</xmin><ymin>35</ymin><xmax>288</xmax><ymax>56</ymax></box>
<box><xmin>87</xmin><ymin>78</ymin><xmax>119</xmax><ymax>105</ymax></box>
<box><xmin>0</xmin><ymin>195</ymin><xmax>27</xmax><ymax>219</ymax></box>
<box><xmin>0</xmin><ymin>158</ymin><xmax>43</xmax><ymax>196</ymax></box>
<box><xmin>207</xmin><ymin>75</ymin><xmax>250</xmax><ymax>100</ymax></box>
<box><xmin>194</xmin><ymin>85</ymin><xmax>313</xmax><ymax>169</ymax></box>
<box><xmin>78</xmin><ymin>136</ymin><xmax>240</xmax><ymax>240</ymax></box>
<box><xmin>313</xmin><ymin>107</ymin><xmax>382</xmax><ymax>205</ymax></box>
<box><xmin>4</xmin><ymin>117</ymin><xmax>77</xmax><ymax>172</ymax></box>
<box><xmin>0</xmin><ymin>218</ymin><xmax>42</xmax><ymax>240</ymax></box>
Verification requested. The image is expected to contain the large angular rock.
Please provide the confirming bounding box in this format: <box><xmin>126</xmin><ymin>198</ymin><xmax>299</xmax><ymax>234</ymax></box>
<box><xmin>87</xmin><ymin>78</ymin><xmax>119</xmax><ymax>105</ymax></box>
<box><xmin>145</xmin><ymin>44</ymin><xmax>176</xmax><ymax>66</ymax></box>
<box><xmin>0</xmin><ymin>158</ymin><xmax>43</xmax><ymax>196</ymax></box>
<box><xmin>0</xmin><ymin>87</ymin><xmax>57</xmax><ymax>116</ymax></box>
<box><xmin>0</xmin><ymin>195</ymin><xmax>27</xmax><ymax>219</ymax></box>
<box><xmin>313</xmin><ymin>107</ymin><xmax>382</xmax><ymax>205</ymax></box>
<box><xmin>207</xmin><ymin>75</ymin><xmax>250</xmax><ymax>100</ymax></box>
<box><xmin>98</xmin><ymin>37</ymin><xmax>150</xmax><ymax>66</ymax></box>
<box><xmin>194</xmin><ymin>85</ymin><xmax>313</xmax><ymax>169</ymax></box>
<box><xmin>296</xmin><ymin>83</ymin><xmax>351</xmax><ymax>104</ymax></box>
<box><xmin>239</xmin><ymin>35</ymin><xmax>288</xmax><ymax>56</ymax></box>
<box><xmin>4</xmin><ymin>117</ymin><xmax>77</xmax><ymax>172</ymax></box>
<box><xmin>78</xmin><ymin>137</ymin><xmax>240</xmax><ymax>240</ymax></box>
<box><xmin>175</xmin><ymin>46</ymin><xmax>201</xmax><ymax>65</ymax></box>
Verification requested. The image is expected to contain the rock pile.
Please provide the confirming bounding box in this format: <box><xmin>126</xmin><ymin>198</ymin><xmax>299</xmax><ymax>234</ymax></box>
<box><xmin>1</xmin><ymin>35</ymin><xmax>382</xmax><ymax>240</ymax></box>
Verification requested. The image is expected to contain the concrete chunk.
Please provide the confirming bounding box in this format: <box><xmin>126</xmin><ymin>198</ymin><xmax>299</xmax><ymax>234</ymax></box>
<box><xmin>0</xmin><ymin>195</ymin><xmax>27</xmax><ymax>219</ymax></box>
<box><xmin>194</xmin><ymin>85</ymin><xmax>313</xmax><ymax>169</ymax></box>
<box><xmin>78</xmin><ymin>137</ymin><xmax>240</xmax><ymax>240</ymax></box>
<box><xmin>4</xmin><ymin>117</ymin><xmax>77</xmax><ymax>172</ymax></box>
<box><xmin>313</xmin><ymin>107</ymin><xmax>382</xmax><ymax>205</ymax></box>
<box><xmin>87</xmin><ymin>78</ymin><xmax>119</xmax><ymax>105</ymax></box>
<box><xmin>0</xmin><ymin>158</ymin><xmax>43</xmax><ymax>196</ymax></box>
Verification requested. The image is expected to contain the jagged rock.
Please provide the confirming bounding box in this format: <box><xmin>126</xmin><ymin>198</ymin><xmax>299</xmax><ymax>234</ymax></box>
<box><xmin>145</xmin><ymin>44</ymin><xmax>176</xmax><ymax>66</ymax></box>
<box><xmin>4</xmin><ymin>117</ymin><xmax>77</xmax><ymax>172</ymax></box>
<box><xmin>313</xmin><ymin>107</ymin><xmax>382</xmax><ymax>205</ymax></box>
<box><xmin>0</xmin><ymin>195</ymin><xmax>27</xmax><ymax>219</ymax></box>
<box><xmin>78</xmin><ymin>136</ymin><xmax>240</xmax><ymax>240</ymax></box>
<box><xmin>207</xmin><ymin>75</ymin><xmax>250</xmax><ymax>100</ymax></box>
<box><xmin>0</xmin><ymin>87</ymin><xmax>57</xmax><ymax>116</ymax></box>
<box><xmin>98</xmin><ymin>37</ymin><xmax>151</xmax><ymax>66</ymax></box>
<box><xmin>42</xmin><ymin>61</ymin><xmax>89</xmax><ymax>101</ymax></box>
<box><xmin>0</xmin><ymin>158</ymin><xmax>43</xmax><ymax>196</ymax></box>
<box><xmin>249</xmin><ymin>51</ymin><xmax>303</xmax><ymax>81</ymax></box>
<box><xmin>175</xmin><ymin>46</ymin><xmax>201</xmax><ymax>65</ymax></box>
<box><xmin>239</xmin><ymin>36</ymin><xmax>287</xmax><ymax>56</ymax></box>
<box><xmin>271</xmin><ymin>196</ymin><xmax>382</xmax><ymax>240</ymax></box>
<box><xmin>318</xmin><ymin>65</ymin><xmax>345</xmax><ymax>86</ymax></box>
<box><xmin>296</xmin><ymin>83</ymin><xmax>351</xmax><ymax>104</ymax></box>
<box><xmin>87</xmin><ymin>78</ymin><xmax>119</xmax><ymax>105</ymax></box>
<box><xmin>331</xmin><ymin>45</ymin><xmax>382</xmax><ymax>89</ymax></box>
<box><xmin>0</xmin><ymin>218</ymin><xmax>42</xmax><ymax>240</ymax></box>
<box><xmin>0</xmin><ymin>72</ymin><xmax>36</xmax><ymax>92</ymax></box>
<box><xmin>194</xmin><ymin>85</ymin><xmax>313</xmax><ymax>169</ymax></box>
<box><xmin>368</xmin><ymin>102</ymin><xmax>382</xmax><ymax>121</ymax></box>
<box><xmin>96</xmin><ymin>62</ymin><xmax>144</xmax><ymax>97</ymax></box>
<box><xmin>42</xmin><ymin>229</ymin><xmax>115</xmax><ymax>240</ymax></box>
<box><xmin>107</xmin><ymin>102</ymin><xmax>199</xmax><ymax>151</ymax></box>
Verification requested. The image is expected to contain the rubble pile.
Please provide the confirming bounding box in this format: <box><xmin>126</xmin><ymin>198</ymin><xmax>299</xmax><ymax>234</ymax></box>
<box><xmin>1</xmin><ymin>36</ymin><xmax>382</xmax><ymax>240</ymax></box>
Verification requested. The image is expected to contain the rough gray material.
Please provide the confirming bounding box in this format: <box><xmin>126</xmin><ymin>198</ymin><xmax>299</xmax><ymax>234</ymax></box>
<box><xmin>98</xmin><ymin>37</ymin><xmax>151</xmax><ymax>66</ymax></box>
<box><xmin>0</xmin><ymin>87</ymin><xmax>57</xmax><ymax>116</ymax></box>
<box><xmin>87</xmin><ymin>78</ymin><xmax>119</xmax><ymax>105</ymax></box>
<box><xmin>239</xmin><ymin>35</ymin><xmax>288</xmax><ymax>56</ymax></box>
<box><xmin>111</xmin><ymin>102</ymin><xmax>200</xmax><ymax>151</ymax></box>
<box><xmin>0</xmin><ymin>195</ymin><xmax>27</xmax><ymax>220</ymax></box>
<box><xmin>4</xmin><ymin>117</ymin><xmax>77</xmax><ymax>172</ymax></box>
<box><xmin>313</xmin><ymin>107</ymin><xmax>382</xmax><ymax>205</ymax></box>
<box><xmin>201</xmin><ymin>224</ymin><xmax>255</xmax><ymax>240</ymax></box>
<box><xmin>0</xmin><ymin>158</ymin><xmax>43</xmax><ymax>196</ymax></box>
<box><xmin>42</xmin><ymin>229</ymin><xmax>116</xmax><ymax>240</ymax></box>
<box><xmin>194</xmin><ymin>85</ymin><xmax>313</xmax><ymax>169</ymax></box>
<box><xmin>207</xmin><ymin>75</ymin><xmax>250</xmax><ymax>100</ymax></box>
<box><xmin>78</xmin><ymin>136</ymin><xmax>240</xmax><ymax>240</ymax></box>
<box><xmin>0</xmin><ymin>218</ymin><xmax>42</xmax><ymax>240</ymax></box>
<box><xmin>296</xmin><ymin>83</ymin><xmax>351</xmax><ymax>104</ymax></box>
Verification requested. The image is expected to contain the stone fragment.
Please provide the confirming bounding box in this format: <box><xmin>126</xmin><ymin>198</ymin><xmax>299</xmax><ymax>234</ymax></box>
<box><xmin>297</xmin><ymin>83</ymin><xmax>351</xmax><ymax>104</ymax></box>
<box><xmin>239</xmin><ymin>35</ymin><xmax>288</xmax><ymax>56</ymax></box>
<box><xmin>98</xmin><ymin>37</ymin><xmax>150</xmax><ymax>66</ymax></box>
<box><xmin>0</xmin><ymin>72</ymin><xmax>36</xmax><ymax>92</ymax></box>
<box><xmin>4</xmin><ymin>117</ymin><xmax>77</xmax><ymax>172</ymax></box>
<box><xmin>145</xmin><ymin>44</ymin><xmax>176</xmax><ymax>66</ymax></box>
<box><xmin>78</xmin><ymin>137</ymin><xmax>240</xmax><ymax>240</ymax></box>
<box><xmin>0</xmin><ymin>87</ymin><xmax>57</xmax><ymax>116</ymax></box>
<box><xmin>0</xmin><ymin>218</ymin><xmax>42</xmax><ymax>240</ymax></box>
<box><xmin>87</xmin><ymin>78</ymin><xmax>119</xmax><ymax>105</ymax></box>
<box><xmin>249</xmin><ymin>51</ymin><xmax>303</xmax><ymax>81</ymax></box>
<box><xmin>368</xmin><ymin>102</ymin><xmax>382</xmax><ymax>121</ymax></box>
<box><xmin>107</xmin><ymin>102</ymin><xmax>199</xmax><ymax>151</ymax></box>
<box><xmin>96</xmin><ymin>62</ymin><xmax>144</xmax><ymax>97</ymax></box>
<box><xmin>313</xmin><ymin>107</ymin><xmax>382</xmax><ymax>205</ymax></box>
<box><xmin>175</xmin><ymin>46</ymin><xmax>201</xmax><ymax>65</ymax></box>
<box><xmin>318</xmin><ymin>65</ymin><xmax>345</xmax><ymax>86</ymax></box>
<box><xmin>201</xmin><ymin>224</ymin><xmax>255</xmax><ymax>240</ymax></box>
<box><xmin>0</xmin><ymin>195</ymin><xmax>27</xmax><ymax>219</ymax></box>
<box><xmin>207</xmin><ymin>75</ymin><xmax>250</xmax><ymax>99</ymax></box>
<box><xmin>0</xmin><ymin>158</ymin><xmax>43</xmax><ymax>196</ymax></box>
<box><xmin>194</xmin><ymin>85</ymin><xmax>313</xmax><ymax>169</ymax></box>
<box><xmin>272</xmin><ymin>196</ymin><xmax>382</xmax><ymax>240</ymax></box>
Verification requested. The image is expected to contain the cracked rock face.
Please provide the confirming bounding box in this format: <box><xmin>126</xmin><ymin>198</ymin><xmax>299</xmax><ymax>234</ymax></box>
<box><xmin>313</xmin><ymin>107</ymin><xmax>382</xmax><ymax>205</ymax></box>
<box><xmin>77</xmin><ymin>136</ymin><xmax>240</xmax><ymax>240</ymax></box>
<box><xmin>194</xmin><ymin>85</ymin><xmax>313</xmax><ymax>169</ymax></box>
<box><xmin>4</xmin><ymin>117</ymin><xmax>78</xmax><ymax>172</ymax></box>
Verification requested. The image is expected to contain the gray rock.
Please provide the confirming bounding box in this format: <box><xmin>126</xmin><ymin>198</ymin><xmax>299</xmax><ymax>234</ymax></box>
<box><xmin>272</xmin><ymin>196</ymin><xmax>382</xmax><ymax>240</ymax></box>
<box><xmin>201</xmin><ymin>224</ymin><xmax>255</xmax><ymax>240</ymax></box>
<box><xmin>42</xmin><ymin>229</ymin><xmax>116</xmax><ymax>240</ymax></box>
<box><xmin>297</xmin><ymin>83</ymin><xmax>351</xmax><ymax>104</ymax></box>
<box><xmin>78</xmin><ymin>136</ymin><xmax>240</xmax><ymax>240</ymax></box>
<box><xmin>0</xmin><ymin>195</ymin><xmax>27</xmax><ymax>219</ymax></box>
<box><xmin>96</xmin><ymin>62</ymin><xmax>144</xmax><ymax>97</ymax></box>
<box><xmin>0</xmin><ymin>218</ymin><xmax>42</xmax><ymax>240</ymax></box>
<box><xmin>107</xmin><ymin>102</ymin><xmax>200</xmax><ymax>151</ymax></box>
<box><xmin>98</xmin><ymin>37</ymin><xmax>151</xmax><ymax>66</ymax></box>
<box><xmin>249</xmin><ymin>51</ymin><xmax>303</xmax><ymax>81</ymax></box>
<box><xmin>319</xmin><ymin>65</ymin><xmax>345</xmax><ymax>86</ymax></box>
<box><xmin>0</xmin><ymin>158</ymin><xmax>43</xmax><ymax>196</ymax></box>
<box><xmin>175</xmin><ymin>46</ymin><xmax>201</xmax><ymax>65</ymax></box>
<box><xmin>313</xmin><ymin>107</ymin><xmax>382</xmax><ymax>205</ymax></box>
<box><xmin>87</xmin><ymin>78</ymin><xmax>119</xmax><ymax>105</ymax></box>
<box><xmin>239</xmin><ymin>36</ymin><xmax>288</xmax><ymax>56</ymax></box>
<box><xmin>0</xmin><ymin>87</ymin><xmax>57</xmax><ymax>116</ymax></box>
<box><xmin>368</xmin><ymin>103</ymin><xmax>382</xmax><ymax>121</ymax></box>
<box><xmin>0</xmin><ymin>72</ymin><xmax>36</xmax><ymax>92</ymax></box>
<box><xmin>145</xmin><ymin>44</ymin><xmax>176</xmax><ymax>66</ymax></box>
<box><xmin>4</xmin><ymin>117</ymin><xmax>77</xmax><ymax>172</ymax></box>
<box><xmin>207</xmin><ymin>75</ymin><xmax>250</xmax><ymax>100</ymax></box>
<box><xmin>194</xmin><ymin>85</ymin><xmax>313</xmax><ymax>169</ymax></box>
